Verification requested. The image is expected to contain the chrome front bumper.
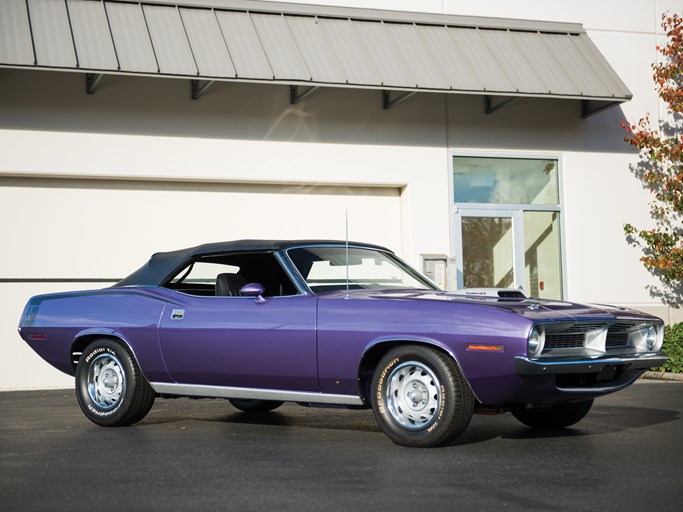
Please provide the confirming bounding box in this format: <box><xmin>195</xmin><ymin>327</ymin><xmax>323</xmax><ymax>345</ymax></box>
<box><xmin>514</xmin><ymin>353</ymin><xmax>669</xmax><ymax>376</ymax></box>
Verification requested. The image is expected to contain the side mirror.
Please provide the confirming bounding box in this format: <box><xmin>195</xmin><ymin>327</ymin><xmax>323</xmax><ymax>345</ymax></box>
<box><xmin>240</xmin><ymin>283</ymin><xmax>266</xmax><ymax>303</ymax></box>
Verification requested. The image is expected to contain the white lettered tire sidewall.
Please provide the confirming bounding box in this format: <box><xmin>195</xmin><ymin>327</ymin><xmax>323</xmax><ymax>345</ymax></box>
<box><xmin>371</xmin><ymin>345</ymin><xmax>474</xmax><ymax>447</ymax></box>
<box><xmin>76</xmin><ymin>339</ymin><xmax>149</xmax><ymax>426</ymax></box>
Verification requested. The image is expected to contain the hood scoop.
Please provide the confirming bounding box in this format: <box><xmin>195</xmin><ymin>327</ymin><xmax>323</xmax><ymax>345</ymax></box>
<box><xmin>450</xmin><ymin>288</ymin><xmax>528</xmax><ymax>299</ymax></box>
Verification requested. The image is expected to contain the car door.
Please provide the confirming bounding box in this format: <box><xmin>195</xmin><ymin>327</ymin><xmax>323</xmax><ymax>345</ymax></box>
<box><xmin>158</xmin><ymin>293</ymin><xmax>318</xmax><ymax>391</ymax></box>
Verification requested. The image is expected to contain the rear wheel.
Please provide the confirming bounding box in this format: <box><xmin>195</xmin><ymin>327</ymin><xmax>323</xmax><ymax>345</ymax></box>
<box><xmin>371</xmin><ymin>345</ymin><xmax>474</xmax><ymax>447</ymax></box>
<box><xmin>228</xmin><ymin>399</ymin><xmax>284</xmax><ymax>413</ymax></box>
<box><xmin>511</xmin><ymin>399</ymin><xmax>594</xmax><ymax>430</ymax></box>
<box><xmin>75</xmin><ymin>339</ymin><xmax>155</xmax><ymax>426</ymax></box>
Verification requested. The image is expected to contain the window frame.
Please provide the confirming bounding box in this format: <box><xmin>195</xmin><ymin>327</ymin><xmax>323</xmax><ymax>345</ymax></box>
<box><xmin>160</xmin><ymin>250</ymin><xmax>305</xmax><ymax>298</ymax></box>
<box><xmin>284</xmin><ymin>244</ymin><xmax>439</xmax><ymax>294</ymax></box>
<box><xmin>448</xmin><ymin>150</ymin><xmax>567</xmax><ymax>298</ymax></box>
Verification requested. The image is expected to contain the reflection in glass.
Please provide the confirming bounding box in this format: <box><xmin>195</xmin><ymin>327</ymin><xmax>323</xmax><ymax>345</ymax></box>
<box><xmin>462</xmin><ymin>217</ymin><xmax>514</xmax><ymax>288</ymax></box>
<box><xmin>454</xmin><ymin>156</ymin><xmax>559</xmax><ymax>205</ymax></box>
<box><xmin>524</xmin><ymin>211</ymin><xmax>563</xmax><ymax>298</ymax></box>
<box><xmin>287</xmin><ymin>247</ymin><xmax>437</xmax><ymax>293</ymax></box>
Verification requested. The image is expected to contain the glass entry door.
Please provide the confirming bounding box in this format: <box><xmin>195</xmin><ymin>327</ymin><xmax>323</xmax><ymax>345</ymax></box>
<box><xmin>455</xmin><ymin>209</ymin><xmax>520</xmax><ymax>290</ymax></box>
<box><xmin>453</xmin><ymin>208</ymin><xmax>563</xmax><ymax>298</ymax></box>
<box><xmin>451</xmin><ymin>155</ymin><xmax>564</xmax><ymax>299</ymax></box>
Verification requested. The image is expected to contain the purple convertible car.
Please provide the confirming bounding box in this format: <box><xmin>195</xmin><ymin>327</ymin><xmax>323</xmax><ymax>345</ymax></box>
<box><xmin>19</xmin><ymin>240</ymin><xmax>667</xmax><ymax>447</ymax></box>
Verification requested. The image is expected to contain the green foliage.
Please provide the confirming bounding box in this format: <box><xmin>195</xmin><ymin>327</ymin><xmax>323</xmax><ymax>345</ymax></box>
<box><xmin>656</xmin><ymin>323</ymin><xmax>683</xmax><ymax>373</ymax></box>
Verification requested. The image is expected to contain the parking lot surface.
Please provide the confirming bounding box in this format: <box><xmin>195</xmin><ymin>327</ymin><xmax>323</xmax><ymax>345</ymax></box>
<box><xmin>1</xmin><ymin>380</ymin><xmax>681</xmax><ymax>511</ymax></box>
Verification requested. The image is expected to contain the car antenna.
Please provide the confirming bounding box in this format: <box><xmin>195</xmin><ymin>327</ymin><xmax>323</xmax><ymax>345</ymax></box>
<box><xmin>345</xmin><ymin>209</ymin><xmax>350</xmax><ymax>299</ymax></box>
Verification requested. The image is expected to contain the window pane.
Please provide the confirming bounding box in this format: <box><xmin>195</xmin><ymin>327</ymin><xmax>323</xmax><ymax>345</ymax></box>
<box><xmin>524</xmin><ymin>211</ymin><xmax>563</xmax><ymax>298</ymax></box>
<box><xmin>288</xmin><ymin>247</ymin><xmax>436</xmax><ymax>293</ymax></box>
<box><xmin>462</xmin><ymin>217</ymin><xmax>514</xmax><ymax>288</ymax></box>
<box><xmin>175</xmin><ymin>262</ymin><xmax>240</xmax><ymax>285</ymax></box>
<box><xmin>454</xmin><ymin>156</ymin><xmax>558</xmax><ymax>205</ymax></box>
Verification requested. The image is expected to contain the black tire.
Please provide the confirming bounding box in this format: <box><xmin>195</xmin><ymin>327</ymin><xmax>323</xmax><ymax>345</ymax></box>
<box><xmin>75</xmin><ymin>339</ymin><xmax>156</xmax><ymax>426</ymax></box>
<box><xmin>228</xmin><ymin>398</ymin><xmax>284</xmax><ymax>413</ymax></box>
<box><xmin>511</xmin><ymin>399</ymin><xmax>594</xmax><ymax>430</ymax></box>
<box><xmin>371</xmin><ymin>345</ymin><xmax>474</xmax><ymax>447</ymax></box>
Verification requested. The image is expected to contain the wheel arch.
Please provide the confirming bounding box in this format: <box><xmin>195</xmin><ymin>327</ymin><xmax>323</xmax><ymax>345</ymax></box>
<box><xmin>357</xmin><ymin>338</ymin><xmax>470</xmax><ymax>403</ymax></box>
<box><xmin>71</xmin><ymin>331</ymin><xmax>138</xmax><ymax>371</ymax></box>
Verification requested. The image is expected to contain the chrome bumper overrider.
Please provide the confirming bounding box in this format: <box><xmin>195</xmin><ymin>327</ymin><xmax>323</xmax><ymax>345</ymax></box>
<box><xmin>514</xmin><ymin>354</ymin><xmax>669</xmax><ymax>376</ymax></box>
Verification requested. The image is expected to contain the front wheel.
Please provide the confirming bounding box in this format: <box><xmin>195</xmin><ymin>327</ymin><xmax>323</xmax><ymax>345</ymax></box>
<box><xmin>371</xmin><ymin>345</ymin><xmax>474</xmax><ymax>447</ymax></box>
<box><xmin>511</xmin><ymin>399</ymin><xmax>594</xmax><ymax>430</ymax></box>
<box><xmin>75</xmin><ymin>339</ymin><xmax>156</xmax><ymax>426</ymax></box>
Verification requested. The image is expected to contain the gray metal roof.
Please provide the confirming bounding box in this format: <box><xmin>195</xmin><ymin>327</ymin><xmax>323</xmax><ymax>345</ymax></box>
<box><xmin>0</xmin><ymin>0</ymin><xmax>632</xmax><ymax>110</ymax></box>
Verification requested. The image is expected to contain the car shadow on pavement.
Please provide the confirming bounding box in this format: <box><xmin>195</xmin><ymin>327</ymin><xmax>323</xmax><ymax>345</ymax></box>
<box><xmin>499</xmin><ymin>405</ymin><xmax>679</xmax><ymax>440</ymax></box>
<box><xmin>137</xmin><ymin>399</ymin><xmax>679</xmax><ymax>447</ymax></box>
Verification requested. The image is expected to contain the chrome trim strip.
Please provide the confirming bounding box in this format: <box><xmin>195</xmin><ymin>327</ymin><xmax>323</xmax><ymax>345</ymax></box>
<box><xmin>514</xmin><ymin>354</ymin><xmax>668</xmax><ymax>375</ymax></box>
<box><xmin>150</xmin><ymin>382</ymin><xmax>365</xmax><ymax>406</ymax></box>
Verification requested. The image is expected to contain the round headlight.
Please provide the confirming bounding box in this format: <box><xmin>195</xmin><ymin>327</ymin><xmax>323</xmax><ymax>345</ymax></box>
<box><xmin>528</xmin><ymin>326</ymin><xmax>545</xmax><ymax>357</ymax></box>
<box><xmin>645</xmin><ymin>325</ymin><xmax>657</xmax><ymax>351</ymax></box>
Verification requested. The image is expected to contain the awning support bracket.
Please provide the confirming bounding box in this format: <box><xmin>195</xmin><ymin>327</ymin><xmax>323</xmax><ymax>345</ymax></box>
<box><xmin>581</xmin><ymin>99</ymin><xmax>617</xmax><ymax>119</ymax></box>
<box><xmin>383</xmin><ymin>90</ymin><xmax>417</xmax><ymax>110</ymax></box>
<box><xmin>86</xmin><ymin>73</ymin><xmax>103</xmax><ymax>95</ymax></box>
<box><xmin>290</xmin><ymin>85</ymin><xmax>319</xmax><ymax>105</ymax></box>
<box><xmin>191</xmin><ymin>80</ymin><xmax>214</xmax><ymax>100</ymax></box>
<box><xmin>484</xmin><ymin>95</ymin><xmax>519</xmax><ymax>114</ymax></box>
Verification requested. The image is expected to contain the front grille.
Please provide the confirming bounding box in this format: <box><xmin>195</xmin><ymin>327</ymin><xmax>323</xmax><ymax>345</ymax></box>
<box><xmin>606</xmin><ymin>322</ymin><xmax>639</xmax><ymax>348</ymax></box>
<box><xmin>543</xmin><ymin>323</ymin><xmax>606</xmax><ymax>352</ymax></box>
<box><xmin>541</xmin><ymin>321</ymin><xmax>642</xmax><ymax>354</ymax></box>
<box><xmin>544</xmin><ymin>336</ymin><xmax>584</xmax><ymax>349</ymax></box>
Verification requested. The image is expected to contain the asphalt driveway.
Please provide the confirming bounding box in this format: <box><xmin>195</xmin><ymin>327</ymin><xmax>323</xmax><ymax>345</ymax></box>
<box><xmin>1</xmin><ymin>380</ymin><xmax>681</xmax><ymax>512</ymax></box>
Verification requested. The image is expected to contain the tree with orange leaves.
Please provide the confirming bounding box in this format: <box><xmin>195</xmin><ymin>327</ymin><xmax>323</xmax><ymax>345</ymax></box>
<box><xmin>623</xmin><ymin>12</ymin><xmax>683</xmax><ymax>301</ymax></box>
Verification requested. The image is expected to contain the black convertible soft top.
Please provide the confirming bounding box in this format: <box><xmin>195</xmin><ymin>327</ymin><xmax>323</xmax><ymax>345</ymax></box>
<box><xmin>114</xmin><ymin>239</ymin><xmax>390</xmax><ymax>287</ymax></box>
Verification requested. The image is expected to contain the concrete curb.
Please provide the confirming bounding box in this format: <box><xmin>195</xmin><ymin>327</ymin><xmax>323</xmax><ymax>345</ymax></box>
<box><xmin>642</xmin><ymin>371</ymin><xmax>683</xmax><ymax>382</ymax></box>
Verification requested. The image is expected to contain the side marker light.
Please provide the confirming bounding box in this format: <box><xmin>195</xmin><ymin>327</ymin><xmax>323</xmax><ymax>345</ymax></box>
<box><xmin>466</xmin><ymin>344</ymin><xmax>504</xmax><ymax>352</ymax></box>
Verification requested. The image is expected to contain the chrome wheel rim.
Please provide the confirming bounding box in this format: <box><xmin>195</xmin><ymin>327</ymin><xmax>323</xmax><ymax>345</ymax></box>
<box><xmin>385</xmin><ymin>361</ymin><xmax>441</xmax><ymax>430</ymax></box>
<box><xmin>87</xmin><ymin>353</ymin><xmax>126</xmax><ymax>410</ymax></box>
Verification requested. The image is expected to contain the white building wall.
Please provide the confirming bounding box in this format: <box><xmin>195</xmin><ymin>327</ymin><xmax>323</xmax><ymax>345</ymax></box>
<box><xmin>1</xmin><ymin>0</ymin><xmax>680</xmax><ymax>390</ymax></box>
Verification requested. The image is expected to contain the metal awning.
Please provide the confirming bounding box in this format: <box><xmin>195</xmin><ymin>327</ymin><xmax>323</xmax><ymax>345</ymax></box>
<box><xmin>0</xmin><ymin>0</ymin><xmax>632</xmax><ymax>116</ymax></box>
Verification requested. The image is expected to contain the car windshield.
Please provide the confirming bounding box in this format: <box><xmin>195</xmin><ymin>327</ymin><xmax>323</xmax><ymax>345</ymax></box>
<box><xmin>287</xmin><ymin>246</ymin><xmax>438</xmax><ymax>293</ymax></box>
